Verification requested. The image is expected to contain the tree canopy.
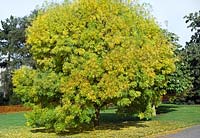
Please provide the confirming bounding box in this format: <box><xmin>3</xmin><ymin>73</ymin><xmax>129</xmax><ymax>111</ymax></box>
<box><xmin>13</xmin><ymin>0</ymin><xmax>176</xmax><ymax>132</ymax></box>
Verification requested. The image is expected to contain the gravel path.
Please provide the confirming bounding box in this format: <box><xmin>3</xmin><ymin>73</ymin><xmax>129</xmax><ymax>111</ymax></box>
<box><xmin>161</xmin><ymin>125</ymin><xmax>200</xmax><ymax>138</ymax></box>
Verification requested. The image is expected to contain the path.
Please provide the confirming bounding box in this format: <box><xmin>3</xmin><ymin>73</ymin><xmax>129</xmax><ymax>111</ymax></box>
<box><xmin>161</xmin><ymin>125</ymin><xmax>200</xmax><ymax>138</ymax></box>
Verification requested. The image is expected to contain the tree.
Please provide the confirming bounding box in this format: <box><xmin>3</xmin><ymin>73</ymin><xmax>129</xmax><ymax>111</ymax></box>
<box><xmin>183</xmin><ymin>11</ymin><xmax>200</xmax><ymax>103</ymax></box>
<box><xmin>0</xmin><ymin>13</ymin><xmax>36</xmax><ymax>104</ymax></box>
<box><xmin>185</xmin><ymin>11</ymin><xmax>200</xmax><ymax>44</ymax></box>
<box><xmin>13</xmin><ymin>0</ymin><xmax>175</xmax><ymax>132</ymax></box>
<box><xmin>162</xmin><ymin>30</ymin><xmax>193</xmax><ymax>103</ymax></box>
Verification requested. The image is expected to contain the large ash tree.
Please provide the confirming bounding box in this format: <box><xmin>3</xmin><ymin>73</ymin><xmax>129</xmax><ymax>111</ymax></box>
<box><xmin>13</xmin><ymin>0</ymin><xmax>175</xmax><ymax>132</ymax></box>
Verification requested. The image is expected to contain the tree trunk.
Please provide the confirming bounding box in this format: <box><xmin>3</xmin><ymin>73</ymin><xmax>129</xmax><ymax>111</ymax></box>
<box><xmin>3</xmin><ymin>52</ymin><xmax>11</xmax><ymax>99</ymax></box>
<box><xmin>4</xmin><ymin>66</ymin><xmax>9</xmax><ymax>98</ymax></box>
<box><xmin>152</xmin><ymin>105</ymin><xmax>156</xmax><ymax>117</ymax></box>
<box><xmin>94</xmin><ymin>104</ymin><xmax>100</xmax><ymax>127</ymax></box>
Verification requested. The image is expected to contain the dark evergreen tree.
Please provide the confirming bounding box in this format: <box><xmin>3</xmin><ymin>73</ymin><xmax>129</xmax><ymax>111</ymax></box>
<box><xmin>0</xmin><ymin>12</ymin><xmax>37</xmax><ymax>104</ymax></box>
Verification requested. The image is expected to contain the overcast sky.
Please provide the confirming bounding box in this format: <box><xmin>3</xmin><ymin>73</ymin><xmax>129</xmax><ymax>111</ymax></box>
<box><xmin>0</xmin><ymin>0</ymin><xmax>199</xmax><ymax>46</ymax></box>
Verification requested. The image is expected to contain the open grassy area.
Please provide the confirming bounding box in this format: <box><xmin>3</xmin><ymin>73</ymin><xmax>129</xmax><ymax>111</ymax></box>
<box><xmin>0</xmin><ymin>104</ymin><xmax>200</xmax><ymax>138</ymax></box>
<box><xmin>0</xmin><ymin>112</ymin><xmax>26</xmax><ymax>129</ymax></box>
<box><xmin>155</xmin><ymin>104</ymin><xmax>200</xmax><ymax>125</ymax></box>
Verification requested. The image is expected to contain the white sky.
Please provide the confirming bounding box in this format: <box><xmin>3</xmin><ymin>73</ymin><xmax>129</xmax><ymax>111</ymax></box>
<box><xmin>140</xmin><ymin>0</ymin><xmax>200</xmax><ymax>46</ymax></box>
<box><xmin>0</xmin><ymin>0</ymin><xmax>199</xmax><ymax>46</ymax></box>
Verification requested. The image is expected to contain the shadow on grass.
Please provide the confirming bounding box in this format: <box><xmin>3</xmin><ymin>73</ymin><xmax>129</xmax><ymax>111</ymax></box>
<box><xmin>31</xmin><ymin>128</ymin><xmax>55</xmax><ymax>133</ymax></box>
<box><xmin>30</xmin><ymin>112</ymin><xmax>148</xmax><ymax>136</ymax></box>
<box><xmin>30</xmin><ymin>105</ymin><xmax>180</xmax><ymax>136</ymax></box>
<box><xmin>156</xmin><ymin>104</ymin><xmax>178</xmax><ymax>114</ymax></box>
<box><xmin>96</xmin><ymin>112</ymin><xmax>148</xmax><ymax>130</ymax></box>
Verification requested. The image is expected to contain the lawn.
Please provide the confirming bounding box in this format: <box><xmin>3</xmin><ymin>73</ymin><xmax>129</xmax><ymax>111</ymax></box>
<box><xmin>0</xmin><ymin>104</ymin><xmax>200</xmax><ymax>138</ymax></box>
<box><xmin>0</xmin><ymin>112</ymin><xmax>26</xmax><ymax>129</ymax></box>
<box><xmin>155</xmin><ymin>104</ymin><xmax>200</xmax><ymax>125</ymax></box>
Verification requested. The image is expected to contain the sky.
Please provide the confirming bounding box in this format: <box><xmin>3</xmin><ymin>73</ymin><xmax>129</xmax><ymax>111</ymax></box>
<box><xmin>0</xmin><ymin>0</ymin><xmax>199</xmax><ymax>46</ymax></box>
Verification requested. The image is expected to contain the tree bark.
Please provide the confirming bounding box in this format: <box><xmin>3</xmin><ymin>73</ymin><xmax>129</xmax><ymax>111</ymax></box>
<box><xmin>93</xmin><ymin>104</ymin><xmax>100</xmax><ymax>127</ymax></box>
<box><xmin>4</xmin><ymin>53</ymin><xmax>10</xmax><ymax>99</ymax></box>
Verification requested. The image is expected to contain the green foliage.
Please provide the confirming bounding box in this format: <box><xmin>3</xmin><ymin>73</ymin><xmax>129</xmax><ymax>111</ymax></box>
<box><xmin>163</xmin><ymin>30</ymin><xmax>193</xmax><ymax>100</ymax></box>
<box><xmin>13</xmin><ymin>0</ymin><xmax>175</xmax><ymax>132</ymax></box>
<box><xmin>185</xmin><ymin>11</ymin><xmax>200</xmax><ymax>44</ymax></box>
<box><xmin>182</xmin><ymin>11</ymin><xmax>200</xmax><ymax>103</ymax></box>
<box><xmin>168</xmin><ymin>58</ymin><xmax>192</xmax><ymax>91</ymax></box>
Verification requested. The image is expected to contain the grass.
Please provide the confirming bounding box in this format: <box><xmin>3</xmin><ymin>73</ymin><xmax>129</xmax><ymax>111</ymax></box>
<box><xmin>0</xmin><ymin>104</ymin><xmax>200</xmax><ymax>138</ymax></box>
<box><xmin>0</xmin><ymin>112</ymin><xmax>26</xmax><ymax>129</ymax></box>
<box><xmin>155</xmin><ymin>104</ymin><xmax>200</xmax><ymax>125</ymax></box>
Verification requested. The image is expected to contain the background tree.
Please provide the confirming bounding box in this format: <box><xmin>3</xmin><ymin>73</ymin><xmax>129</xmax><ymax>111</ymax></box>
<box><xmin>0</xmin><ymin>12</ymin><xmax>37</xmax><ymax>105</ymax></box>
<box><xmin>183</xmin><ymin>10</ymin><xmax>200</xmax><ymax>104</ymax></box>
<box><xmin>163</xmin><ymin>30</ymin><xmax>193</xmax><ymax>103</ymax></box>
<box><xmin>13</xmin><ymin>0</ymin><xmax>175</xmax><ymax>132</ymax></box>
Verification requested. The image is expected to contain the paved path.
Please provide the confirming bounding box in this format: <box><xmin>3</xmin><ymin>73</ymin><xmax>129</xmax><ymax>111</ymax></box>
<box><xmin>161</xmin><ymin>125</ymin><xmax>200</xmax><ymax>138</ymax></box>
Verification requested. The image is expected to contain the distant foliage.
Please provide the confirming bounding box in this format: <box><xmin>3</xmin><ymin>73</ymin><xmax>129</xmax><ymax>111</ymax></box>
<box><xmin>13</xmin><ymin>0</ymin><xmax>175</xmax><ymax>132</ymax></box>
<box><xmin>183</xmin><ymin>11</ymin><xmax>200</xmax><ymax>104</ymax></box>
<box><xmin>163</xmin><ymin>30</ymin><xmax>193</xmax><ymax>102</ymax></box>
